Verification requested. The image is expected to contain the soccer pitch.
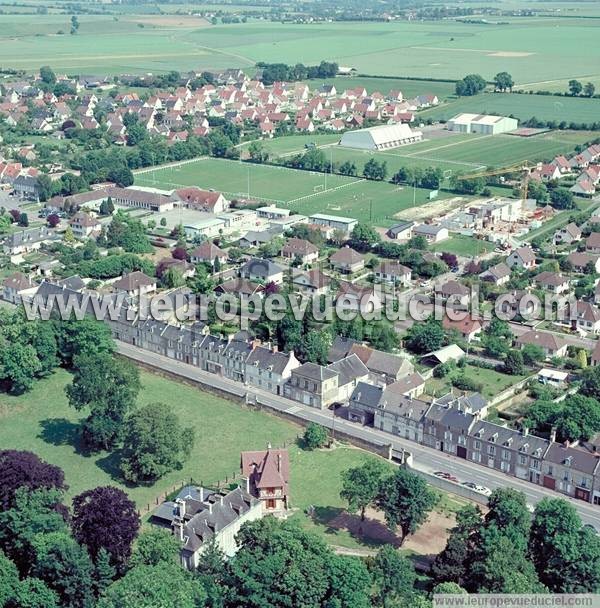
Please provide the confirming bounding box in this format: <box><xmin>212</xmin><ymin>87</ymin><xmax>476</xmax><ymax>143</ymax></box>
<box><xmin>134</xmin><ymin>157</ymin><xmax>449</xmax><ymax>226</ymax></box>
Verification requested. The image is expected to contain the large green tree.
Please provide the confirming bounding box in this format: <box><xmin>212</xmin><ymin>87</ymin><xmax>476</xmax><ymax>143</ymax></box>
<box><xmin>120</xmin><ymin>403</ymin><xmax>195</xmax><ymax>483</ymax></box>
<box><xmin>340</xmin><ymin>459</ymin><xmax>391</xmax><ymax>521</ymax></box>
<box><xmin>66</xmin><ymin>351</ymin><xmax>141</xmax><ymax>450</ymax></box>
<box><xmin>228</xmin><ymin>518</ymin><xmax>371</xmax><ymax>608</ymax></box>
<box><xmin>370</xmin><ymin>545</ymin><xmax>417</xmax><ymax>608</ymax></box>
<box><xmin>375</xmin><ymin>468</ymin><xmax>437</xmax><ymax>543</ymax></box>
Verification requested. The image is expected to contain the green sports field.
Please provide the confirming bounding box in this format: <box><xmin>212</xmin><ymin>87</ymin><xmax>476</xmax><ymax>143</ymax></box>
<box><xmin>135</xmin><ymin>158</ymin><xmax>449</xmax><ymax>226</ymax></box>
<box><xmin>248</xmin><ymin>130</ymin><xmax>595</xmax><ymax>176</ymax></box>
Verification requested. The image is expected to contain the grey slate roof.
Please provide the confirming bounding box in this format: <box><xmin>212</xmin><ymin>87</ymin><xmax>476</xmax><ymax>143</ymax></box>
<box><xmin>327</xmin><ymin>354</ymin><xmax>369</xmax><ymax>387</ymax></box>
<box><xmin>328</xmin><ymin>336</ymin><xmax>361</xmax><ymax>363</ymax></box>
<box><xmin>349</xmin><ymin>381</ymin><xmax>383</xmax><ymax>410</ymax></box>
<box><xmin>293</xmin><ymin>362</ymin><xmax>337</xmax><ymax>382</ymax></box>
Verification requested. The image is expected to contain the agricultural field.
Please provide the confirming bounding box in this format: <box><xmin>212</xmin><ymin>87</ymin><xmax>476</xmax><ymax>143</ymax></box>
<box><xmin>421</xmin><ymin>92</ymin><xmax>600</xmax><ymax>124</ymax></box>
<box><xmin>1</xmin><ymin>13</ymin><xmax>600</xmax><ymax>89</ymax></box>
<box><xmin>304</xmin><ymin>76</ymin><xmax>458</xmax><ymax>101</ymax></box>
<box><xmin>135</xmin><ymin>157</ymin><xmax>451</xmax><ymax>226</ymax></box>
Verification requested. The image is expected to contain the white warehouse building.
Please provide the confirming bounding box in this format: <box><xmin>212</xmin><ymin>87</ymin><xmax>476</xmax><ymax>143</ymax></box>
<box><xmin>446</xmin><ymin>113</ymin><xmax>518</xmax><ymax>135</ymax></box>
<box><xmin>339</xmin><ymin>123</ymin><xmax>423</xmax><ymax>150</ymax></box>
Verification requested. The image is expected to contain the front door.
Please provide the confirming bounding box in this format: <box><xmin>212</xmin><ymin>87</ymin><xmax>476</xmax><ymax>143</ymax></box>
<box><xmin>543</xmin><ymin>476</ymin><xmax>556</xmax><ymax>490</ymax></box>
<box><xmin>456</xmin><ymin>446</ymin><xmax>467</xmax><ymax>459</ymax></box>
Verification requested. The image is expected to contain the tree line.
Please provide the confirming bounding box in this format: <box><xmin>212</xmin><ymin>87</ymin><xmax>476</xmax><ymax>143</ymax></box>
<box><xmin>256</xmin><ymin>60</ymin><xmax>339</xmax><ymax>85</ymax></box>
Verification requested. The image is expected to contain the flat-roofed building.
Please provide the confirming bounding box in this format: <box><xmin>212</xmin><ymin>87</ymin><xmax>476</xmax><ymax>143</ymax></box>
<box><xmin>446</xmin><ymin>113</ymin><xmax>518</xmax><ymax>135</ymax></box>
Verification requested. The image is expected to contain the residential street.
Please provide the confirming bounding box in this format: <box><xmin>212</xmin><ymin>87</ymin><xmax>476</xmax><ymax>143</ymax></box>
<box><xmin>116</xmin><ymin>341</ymin><xmax>600</xmax><ymax>530</ymax></box>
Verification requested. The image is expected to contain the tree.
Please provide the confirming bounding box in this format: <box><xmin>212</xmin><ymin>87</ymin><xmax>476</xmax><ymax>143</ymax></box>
<box><xmin>300</xmin><ymin>331</ymin><xmax>331</xmax><ymax>365</ymax></box>
<box><xmin>188</xmin><ymin>264</ymin><xmax>215</xmax><ymax>295</ymax></box>
<box><xmin>70</xmin><ymin>15</ymin><xmax>79</xmax><ymax>34</ymax></box>
<box><xmin>432</xmin><ymin>582</ymin><xmax>468</xmax><ymax>594</ymax></box>
<box><xmin>55</xmin><ymin>317</ymin><xmax>114</xmax><ymax>364</ymax></box>
<box><xmin>161</xmin><ymin>267</ymin><xmax>185</xmax><ymax>289</ymax></box>
<box><xmin>503</xmin><ymin>349</ymin><xmax>524</xmax><ymax>375</ymax></box>
<box><xmin>340</xmin><ymin>459</ymin><xmax>390</xmax><ymax>521</ymax></box>
<box><xmin>46</xmin><ymin>213</ymin><xmax>60</xmax><ymax>228</ymax></box>
<box><xmin>550</xmin><ymin>187</ymin><xmax>575</xmax><ymax>210</ymax></box>
<box><xmin>363</xmin><ymin>158</ymin><xmax>387</xmax><ymax>180</ymax></box>
<box><xmin>99</xmin><ymin>562</ymin><xmax>206</xmax><ymax>608</ymax></box>
<box><xmin>99</xmin><ymin>197</ymin><xmax>114</xmax><ymax>216</ymax></box>
<box><xmin>37</xmin><ymin>174</ymin><xmax>53</xmax><ymax>202</ymax></box>
<box><xmin>0</xmin><ymin>488</ymin><xmax>67</xmax><ymax>575</ymax></box>
<box><xmin>31</xmin><ymin>531</ymin><xmax>95</xmax><ymax>608</ymax></box>
<box><xmin>18</xmin><ymin>212</ymin><xmax>29</xmax><ymax>227</ymax></box>
<box><xmin>130</xmin><ymin>529</ymin><xmax>180</xmax><ymax>567</ymax></box>
<box><xmin>522</xmin><ymin>343</ymin><xmax>544</xmax><ymax>366</ymax></box>
<box><xmin>584</xmin><ymin>82</ymin><xmax>596</xmax><ymax>97</ymax></box>
<box><xmin>406</xmin><ymin>317</ymin><xmax>445</xmax><ymax>354</ymax></box>
<box><xmin>349</xmin><ymin>222</ymin><xmax>379</xmax><ymax>251</ymax></box>
<box><xmin>568</xmin><ymin>79</ymin><xmax>583</xmax><ymax>96</ymax></box>
<box><xmin>93</xmin><ymin>548</ymin><xmax>116</xmax><ymax>596</ymax></box>
<box><xmin>63</xmin><ymin>226</ymin><xmax>75</xmax><ymax>244</ymax></box>
<box><xmin>0</xmin><ymin>550</ymin><xmax>21</xmax><ymax>606</ymax></box>
<box><xmin>580</xmin><ymin>365</ymin><xmax>600</xmax><ymax>399</ymax></box>
<box><xmin>0</xmin><ymin>450</ymin><xmax>65</xmax><ymax>510</ymax></box>
<box><xmin>66</xmin><ymin>351</ymin><xmax>141</xmax><ymax>450</ymax></box>
<box><xmin>530</xmin><ymin>497</ymin><xmax>600</xmax><ymax>592</ymax></box>
<box><xmin>106</xmin><ymin>211</ymin><xmax>152</xmax><ymax>253</ymax></box>
<box><xmin>71</xmin><ymin>486</ymin><xmax>140</xmax><ymax>572</ymax></box>
<box><xmin>339</xmin><ymin>160</ymin><xmax>357</xmax><ymax>176</ymax></box>
<box><xmin>0</xmin><ymin>342</ymin><xmax>41</xmax><ymax>394</ymax></box>
<box><xmin>303</xmin><ymin>422</ymin><xmax>328</xmax><ymax>450</ymax></box>
<box><xmin>228</xmin><ymin>518</ymin><xmax>370</xmax><ymax>608</ymax></box>
<box><xmin>493</xmin><ymin>72</ymin><xmax>514</xmax><ymax>92</ymax></box>
<box><xmin>375</xmin><ymin>468</ymin><xmax>437</xmax><ymax>543</ymax></box>
<box><xmin>39</xmin><ymin>65</ymin><xmax>56</xmax><ymax>85</ymax></box>
<box><xmin>431</xmin><ymin>504</ymin><xmax>481</xmax><ymax>585</ymax></box>
<box><xmin>13</xmin><ymin>576</ymin><xmax>60</xmax><ymax>608</ymax></box>
<box><xmin>248</xmin><ymin>140</ymin><xmax>269</xmax><ymax>163</ymax></box>
<box><xmin>370</xmin><ymin>545</ymin><xmax>416</xmax><ymax>608</ymax></box>
<box><xmin>120</xmin><ymin>403</ymin><xmax>195</xmax><ymax>484</ymax></box>
<box><xmin>455</xmin><ymin>74</ymin><xmax>487</xmax><ymax>96</ymax></box>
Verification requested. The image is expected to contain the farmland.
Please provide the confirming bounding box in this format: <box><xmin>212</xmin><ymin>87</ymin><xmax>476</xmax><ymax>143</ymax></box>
<box><xmin>1</xmin><ymin>12</ymin><xmax>599</xmax><ymax>90</ymax></box>
<box><xmin>421</xmin><ymin>92</ymin><xmax>600</xmax><ymax>124</ymax></box>
<box><xmin>135</xmin><ymin>157</ymin><xmax>449</xmax><ymax>226</ymax></box>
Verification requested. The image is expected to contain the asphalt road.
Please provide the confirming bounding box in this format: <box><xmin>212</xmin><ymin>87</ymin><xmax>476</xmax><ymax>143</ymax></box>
<box><xmin>116</xmin><ymin>341</ymin><xmax>600</xmax><ymax>530</ymax></box>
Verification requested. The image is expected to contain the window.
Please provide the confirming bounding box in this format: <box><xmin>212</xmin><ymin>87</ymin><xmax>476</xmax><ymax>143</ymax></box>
<box><xmin>473</xmin><ymin>440</ymin><xmax>481</xmax><ymax>450</ymax></box>
<box><xmin>488</xmin><ymin>445</ymin><xmax>496</xmax><ymax>456</ymax></box>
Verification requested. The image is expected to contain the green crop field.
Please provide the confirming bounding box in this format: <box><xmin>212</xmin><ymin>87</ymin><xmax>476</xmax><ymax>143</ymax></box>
<box><xmin>135</xmin><ymin>157</ymin><xmax>451</xmax><ymax>226</ymax></box>
<box><xmin>304</xmin><ymin>76</ymin><xmax>458</xmax><ymax>101</ymax></box>
<box><xmin>421</xmin><ymin>92</ymin><xmax>600</xmax><ymax>124</ymax></box>
<box><xmin>2</xmin><ymin>13</ymin><xmax>600</xmax><ymax>89</ymax></box>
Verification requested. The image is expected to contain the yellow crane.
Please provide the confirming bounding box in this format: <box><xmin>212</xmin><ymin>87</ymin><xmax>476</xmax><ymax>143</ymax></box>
<box><xmin>461</xmin><ymin>160</ymin><xmax>537</xmax><ymax>201</ymax></box>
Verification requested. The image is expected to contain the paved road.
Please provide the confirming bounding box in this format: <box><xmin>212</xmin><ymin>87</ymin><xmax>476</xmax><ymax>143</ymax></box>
<box><xmin>116</xmin><ymin>341</ymin><xmax>600</xmax><ymax>530</ymax></box>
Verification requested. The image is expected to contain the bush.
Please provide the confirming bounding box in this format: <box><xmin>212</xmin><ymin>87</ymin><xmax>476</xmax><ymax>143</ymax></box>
<box><xmin>303</xmin><ymin>423</ymin><xmax>328</xmax><ymax>450</ymax></box>
<box><xmin>451</xmin><ymin>374</ymin><xmax>484</xmax><ymax>393</ymax></box>
<box><xmin>433</xmin><ymin>361</ymin><xmax>455</xmax><ymax>378</ymax></box>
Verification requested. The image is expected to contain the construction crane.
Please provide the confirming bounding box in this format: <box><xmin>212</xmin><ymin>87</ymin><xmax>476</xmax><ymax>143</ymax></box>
<box><xmin>461</xmin><ymin>160</ymin><xmax>537</xmax><ymax>201</ymax></box>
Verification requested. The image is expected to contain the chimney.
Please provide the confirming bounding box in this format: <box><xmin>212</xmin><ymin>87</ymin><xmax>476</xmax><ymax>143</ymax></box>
<box><xmin>199</xmin><ymin>487</ymin><xmax>204</xmax><ymax>502</ymax></box>
<box><xmin>252</xmin><ymin>338</ymin><xmax>261</xmax><ymax>350</ymax></box>
<box><xmin>277</xmin><ymin>453</ymin><xmax>282</xmax><ymax>473</ymax></box>
<box><xmin>242</xmin><ymin>476</ymin><xmax>250</xmax><ymax>493</ymax></box>
<box><xmin>208</xmin><ymin>502</ymin><xmax>213</xmax><ymax>514</ymax></box>
<box><xmin>523</xmin><ymin>426</ymin><xmax>529</xmax><ymax>437</ymax></box>
<box><xmin>272</xmin><ymin>343</ymin><xmax>278</xmax><ymax>353</ymax></box>
<box><xmin>550</xmin><ymin>427</ymin><xmax>557</xmax><ymax>443</ymax></box>
<box><xmin>174</xmin><ymin>520</ymin><xmax>184</xmax><ymax>542</ymax></box>
<box><xmin>267</xmin><ymin>442</ymin><xmax>272</xmax><ymax>450</ymax></box>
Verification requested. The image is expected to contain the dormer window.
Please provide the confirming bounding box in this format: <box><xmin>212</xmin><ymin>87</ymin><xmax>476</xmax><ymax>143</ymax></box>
<box><xmin>564</xmin><ymin>456</ymin><xmax>572</xmax><ymax>467</ymax></box>
<box><xmin>490</xmin><ymin>433</ymin><xmax>498</xmax><ymax>443</ymax></box>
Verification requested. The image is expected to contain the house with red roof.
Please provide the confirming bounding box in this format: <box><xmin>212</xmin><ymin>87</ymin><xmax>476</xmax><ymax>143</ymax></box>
<box><xmin>240</xmin><ymin>447</ymin><xmax>289</xmax><ymax>512</ymax></box>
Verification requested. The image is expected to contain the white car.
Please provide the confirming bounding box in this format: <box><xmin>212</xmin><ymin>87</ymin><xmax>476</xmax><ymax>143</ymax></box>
<box><xmin>462</xmin><ymin>482</ymin><xmax>492</xmax><ymax>496</ymax></box>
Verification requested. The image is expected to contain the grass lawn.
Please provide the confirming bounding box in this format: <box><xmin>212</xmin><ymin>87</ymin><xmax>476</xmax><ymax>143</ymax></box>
<box><xmin>426</xmin><ymin>364</ymin><xmax>527</xmax><ymax>400</ymax></box>
<box><xmin>433</xmin><ymin>236</ymin><xmax>494</xmax><ymax>257</ymax></box>
<box><xmin>0</xmin><ymin>365</ymin><xmax>404</xmax><ymax>549</ymax></box>
<box><xmin>0</xmin><ymin>368</ymin><xmax>299</xmax><ymax>509</ymax></box>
